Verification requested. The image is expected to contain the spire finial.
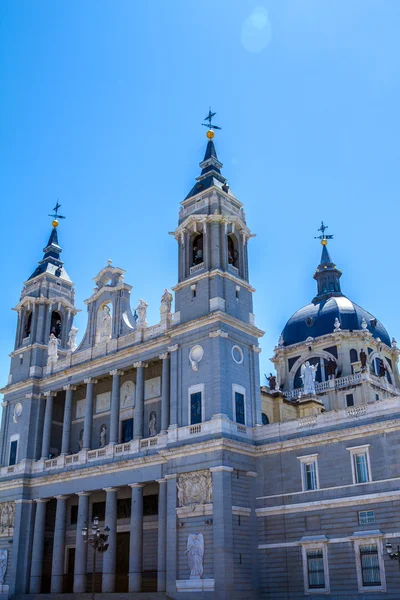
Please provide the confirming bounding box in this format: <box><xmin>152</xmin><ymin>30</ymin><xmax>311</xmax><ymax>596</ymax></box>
<box><xmin>48</xmin><ymin>201</ymin><xmax>66</xmax><ymax>228</ymax></box>
<box><xmin>202</xmin><ymin>107</ymin><xmax>221</xmax><ymax>140</ymax></box>
<box><xmin>314</xmin><ymin>221</ymin><xmax>334</xmax><ymax>246</ymax></box>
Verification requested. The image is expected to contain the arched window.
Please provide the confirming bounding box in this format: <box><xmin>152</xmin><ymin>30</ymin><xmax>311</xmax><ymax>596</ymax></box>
<box><xmin>192</xmin><ymin>234</ymin><xmax>204</xmax><ymax>266</ymax></box>
<box><xmin>23</xmin><ymin>311</ymin><xmax>32</xmax><ymax>338</ymax></box>
<box><xmin>262</xmin><ymin>413</ymin><xmax>269</xmax><ymax>425</ymax></box>
<box><xmin>50</xmin><ymin>311</ymin><xmax>62</xmax><ymax>339</ymax></box>
<box><xmin>227</xmin><ymin>234</ymin><xmax>239</xmax><ymax>268</ymax></box>
<box><xmin>350</xmin><ymin>349</ymin><xmax>358</xmax><ymax>363</ymax></box>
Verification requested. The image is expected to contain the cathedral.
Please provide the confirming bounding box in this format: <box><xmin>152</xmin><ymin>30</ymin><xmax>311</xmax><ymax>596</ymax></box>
<box><xmin>0</xmin><ymin>125</ymin><xmax>400</xmax><ymax>600</ymax></box>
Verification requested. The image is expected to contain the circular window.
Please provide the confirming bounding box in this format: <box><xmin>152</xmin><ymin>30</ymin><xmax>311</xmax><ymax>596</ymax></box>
<box><xmin>231</xmin><ymin>345</ymin><xmax>244</xmax><ymax>364</ymax></box>
<box><xmin>306</xmin><ymin>317</ymin><xmax>315</xmax><ymax>327</ymax></box>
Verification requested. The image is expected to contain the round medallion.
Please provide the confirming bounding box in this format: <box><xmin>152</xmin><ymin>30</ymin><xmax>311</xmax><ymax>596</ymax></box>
<box><xmin>189</xmin><ymin>345</ymin><xmax>204</xmax><ymax>371</ymax></box>
<box><xmin>231</xmin><ymin>345</ymin><xmax>244</xmax><ymax>364</ymax></box>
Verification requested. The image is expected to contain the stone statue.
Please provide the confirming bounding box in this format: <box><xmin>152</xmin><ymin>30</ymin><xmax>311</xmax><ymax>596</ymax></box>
<box><xmin>186</xmin><ymin>533</ymin><xmax>204</xmax><ymax>579</ymax></box>
<box><xmin>78</xmin><ymin>429</ymin><xmax>84</xmax><ymax>451</ymax></box>
<box><xmin>325</xmin><ymin>358</ymin><xmax>337</xmax><ymax>379</ymax></box>
<box><xmin>300</xmin><ymin>361</ymin><xmax>318</xmax><ymax>395</ymax></box>
<box><xmin>392</xmin><ymin>337</ymin><xmax>398</xmax><ymax>349</ymax></box>
<box><xmin>47</xmin><ymin>333</ymin><xmax>60</xmax><ymax>366</ymax></box>
<box><xmin>333</xmin><ymin>318</ymin><xmax>341</xmax><ymax>332</ymax></box>
<box><xmin>360</xmin><ymin>349</ymin><xmax>367</xmax><ymax>369</ymax></box>
<box><xmin>267</xmin><ymin>373</ymin><xmax>276</xmax><ymax>391</ymax></box>
<box><xmin>99</xmin><ymin>424</ymin><xmax>107</xmax><ymax>448</ymax></box>
<box><xmin>0</xmin><ymin>502</ymin><xmax>15</xmax><ymax>534</ymax></box>
<box><xmin>136</xmin><ymin>299</ymin><xmax>148</xmax><ymax>328</ymax></box>
<box><xmin>361</xmin><ymin>317</ymin><xmax>368</xmax><ymax>330</ymax></box>
<box><xmin>378</xmin><ymin>358</ymin><xmax>386</xmax><ymax>378</ymax></box>
<box><xmin>177</xmin><ymin>470</ymin><xmax>212</xmax><ymax>507</ymax></box>
<box><xmin>278</xmin><ymin>334</ymin><xmax>284</xmax><ymax>347</ymax></box>
<box><xmin>67</xmin><ymin>326</ymin><xmax>78</xmax><ymax>352</ymax></box>
<box><xmin>149</xmin><ymin>411</ymin><xmax>157</xmax><ymax>437</ymax></box>
<box><xmin>0</xmin><ymin>549</ymin><xmax>7</xmax><ymax>585</ymax></box>
<box><xmin>160</xmin><ymin>289</ymin><xmax>173</xmax><ymax>315</ymax></box>
<box><xmin>99</xmin><ymin>306</ymin><xmax>112</xmax><ymax>340</ymax></box>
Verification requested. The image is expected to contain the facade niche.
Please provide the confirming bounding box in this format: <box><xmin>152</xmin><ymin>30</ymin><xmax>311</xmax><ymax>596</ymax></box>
<box><xmin>228</xmin><ymin>234</ymin><xmax>239</xmax><ymax>268</ymax></box>
<box><xmin>192</xmin><ymin>233</ymin><xmax>204</xmax><ymax>266</ymax></box>
<box><xmin>50</xmin><ymin>311</ymin><xmax>62</xmax><ymax>339</ymax></box>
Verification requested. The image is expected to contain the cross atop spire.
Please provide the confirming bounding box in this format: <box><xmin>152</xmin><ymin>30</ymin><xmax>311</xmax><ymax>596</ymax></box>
<box><xmin>314</xmin><ymin>221</ymin><xmax>334</xmax><ymax>245</ymax></box>
<box><xmin>48</xmin><ymin>201</ymin><xmax>66</xmax><ymax>228</ymax></box>
<box><xmin>202</xmin><ymin>108</ymin><xmax>222</xmax><ymax>134</ymax></box>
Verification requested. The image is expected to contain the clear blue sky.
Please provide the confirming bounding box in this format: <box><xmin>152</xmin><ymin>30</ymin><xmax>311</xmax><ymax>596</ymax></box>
<box><xmin>1</xmin><ymin>0</ymin><xmax>399</xmax><ymax>393</ymax></box>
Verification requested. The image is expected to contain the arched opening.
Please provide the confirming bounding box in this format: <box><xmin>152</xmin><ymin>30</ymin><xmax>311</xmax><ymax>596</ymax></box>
<box><xmin>294</xmin><ymin>357</ymin><xmax>322</xmax><ymax>389</ymax></box>
<box><xmin>23</xmin><ymin>311</ymin><xmax>32</xmax><ymax>338</ymax></box>
<box><xmin>50</xmin><ymin>311</ymin><xmax>62</xmax><ymax>339</ymax></box>
<box><xmin>227</xmin><ymin>234</ymin><xmax>239</xmax><ymax>268</ymax></box>
<box><xmin>350</xmin><ymin>349</ymin><xmax>358</xmax><ymax>363</ymax></box>
<box><xmin>192</xmin><ymin>234</ymin><xmax>204</xmax><ymax>266</ymax></box>
<box><xmin>262</xmin><ymin>413</ymin><xmax>269</xmax><ymax>425</ymax></box>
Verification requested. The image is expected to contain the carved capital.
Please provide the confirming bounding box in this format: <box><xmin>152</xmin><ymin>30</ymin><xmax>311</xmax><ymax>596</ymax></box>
<box><xmin>84</xmin><ymin>378</ymin><xmax>97</xmax><ymax>385</ymax></box>
<box><xmin>167</xmin><ymin>344</ymin><xmax>179</xmax><ymax>352</ymax></box>
<box><xmin>159</xmin><ymin>352</ymin><xmax>169</xmax><ymax>360</ymax></box>
<box><xmin>252</xmin><ymin>345</ymin><xmax>262</xmax><ymax>354</ymax></box>
<box><xmin>110</xmin><ymin>369</ymin><xmax>124</xmax><ymax>377</ymax></box>
<box><xmin>129</xmin><ymin>483</ymin><xmax>145</xmax><ymax>489</ymax></box>
<box><xmin>63</xmin><ymin>385</ymin><xmax>77</xmax><ymax>391</ymax></box>
<box><xmin>76</xmin><ymin>491</ymin><xmax>91</xmax><ymax>497</ymax></box>
<box><xmin>44</xmin><ymin>391</ymin><xmax>57</xmax><ymax>397</ymax></box>
<box><xmin>133</xmin><ymin>361</ymin><xmax>148</xmax><ymax>369</ymax></box>
<box><xmin>34</xmin><ymin>498</ymin><xmax>50</xmax><ymax>503</ymax></box>
<box><xmin>103</xmin><ymin>487</ymin><xmax>119</xmax><ymax>493</ymax></box>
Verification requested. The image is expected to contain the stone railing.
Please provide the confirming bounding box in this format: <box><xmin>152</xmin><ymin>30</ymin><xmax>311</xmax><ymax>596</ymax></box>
<box><xmin>284</xmin><ymin>373</ymin><xmax>368</xmax><ymax>400</ymax></box>
<box><xmin>190</xmin><ymin>262</ymin><xmax>205</xmax><ymax>275</ymax></box>
<box><xmin>228</xmin><ymin>264</ymin><xmax>239</xmax><ymax>276</ymax></box>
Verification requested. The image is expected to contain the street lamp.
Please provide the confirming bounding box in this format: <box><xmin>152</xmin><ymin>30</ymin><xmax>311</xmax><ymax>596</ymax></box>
<box><xmin>82</xmin><ymin>516</ymin><xmax>110</xmax><ymax>594</ymax></box>
<box><xmin>385</xmin><ymin>542</ymin><xmax>400</xmax><ymax>569</ymax></box>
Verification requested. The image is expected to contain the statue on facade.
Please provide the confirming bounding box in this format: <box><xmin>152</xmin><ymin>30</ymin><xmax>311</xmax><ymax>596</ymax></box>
<box><xmin>378</xmin><ymin>358</ymin><xmax>386</xmax><ymax>378</ymax></box>
<box><xmin>160</xmin><ymin>289</ymin><xmax>173</xmax><ymax>315</ymax></box>
<box><xmin>266</xmin><ymin>373</ymin><xmax>277</xmax><ymax>391</ymax></box>
<box><xmin>186</xmin><ymin>533</ymin><xmax>204</xmax><ymax>579</ymax></box>
<box><xmin>361</xmin><ymin>317</ymin><xmax>368</xmax><ymax>330</ymax></box>
<box><xmin>333</xmin><ymin>318</ymin><xmax>341</xmax><ymax>332</ymax></box>
<box><xmin>67</xmin><ymin>326</ymin><xmax>78</xmax><ymax>352</ymax></box>
<box><xmin>136</xmin><ymin>299</ymin><xmax>148</xmax><ymax>328</ymax></box>
<box><xmin>325</xmin><ymin>358</ymin><xmax>337</xmax><ymax>379</ymax></box>
<box><xmin>99</xmin><ymin>424</ymin><xmax>107</xmax><ymax>448</ymax></box>
<box><xmin>78</xmin><ymin>429</ymin><xmax>84</xmax><ymax>451</ymax></box>
<box><xmin>99</xmin><ymin>306</ymin><xmax>112</xmax><ymax>340</ymax></box>
<box><xmin>47</xmin><ymin>333</ymin><xmax>60</xmax><ymax>366</ymax></box>
<box><xmin>278</xmin><ymin>334</ymin><xmax>284</xmax><ymax>347</ymax></box>
<box><xmin>392</xmin><ymin>338</ymin><xmax>398</xmax><ymax>349</ymax></box>
<box><xmin>360</xmin><ymin>349</ymin><xmax>367</xmax><ymax>369</ymax></box>
<box><xmin>149</xmin><ymin>411</ymin><xmax>157</xmax><ymax>437</ymax></box>
<box><xmin>300</xmin><ymin>361</ymin><xmax>318</xmax><ymax>395</ymax></box>
<box><xmin>0</xmin><ymin>549</ymin><xmax>7</xmax><ymax>585</ymax></box>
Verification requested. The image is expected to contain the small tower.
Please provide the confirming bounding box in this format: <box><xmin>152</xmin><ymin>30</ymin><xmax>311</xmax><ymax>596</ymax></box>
<box><xmin>10</xmin><ymin>205</ymin><xmax>77</xmax><ymax>384</ymax></box>
<box><xmin>170</xmin><ymin>111</ymin><xmax>256</xmax><ymax>326</ymax></box>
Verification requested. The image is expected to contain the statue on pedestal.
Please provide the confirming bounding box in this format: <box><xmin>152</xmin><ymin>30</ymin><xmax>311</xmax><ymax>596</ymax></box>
<box><xmin>360</xmin><ymin>349</ymin><xmax>367</xmax><ymax>369</ymax></box>
<box><xmin>301</xmin><ymin>361</ymin><xmax>318</xmax><ymax>395</ymax></box>
<box><xmin>67</xmin><ymin>326</ymin><xmax>78</xmax><ymax>352</ymax></box>
<box><xmin>47</xmin><ymin>333</ymin><xmax>60</xmax><ymax>366</ymax></box>
<box><xmin>136</xmin><ymin>299</ymin><xmax>148</xmax><ymax>328</ymax></box>
<box><xmin>186</xmin><ymin>533</ymin><xmax>204</xmax><ymax>579</ymax></box>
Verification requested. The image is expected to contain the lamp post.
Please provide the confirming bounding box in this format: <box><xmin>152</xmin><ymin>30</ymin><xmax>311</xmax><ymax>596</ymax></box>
<box><xmin>385</xmin><ymin>542</ymin><xmax>400</xmax><ymax>569</ymax></box>
<box><xmin>82</xmin><ymin>516</ymin><xmax>110</xmax><ymax>595</ymax></box>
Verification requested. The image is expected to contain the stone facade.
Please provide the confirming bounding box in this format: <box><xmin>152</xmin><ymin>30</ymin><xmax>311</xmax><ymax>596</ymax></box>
<box><xmin>0</xmin><ymin>136</ymin><xmax>399</xmax><ymax>599</ymax></box>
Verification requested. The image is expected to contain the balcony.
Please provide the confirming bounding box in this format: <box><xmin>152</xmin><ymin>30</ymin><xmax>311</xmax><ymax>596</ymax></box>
<box><xmin>190</xmin><ymin>262</ymin><xmax>204</xmax><ymax>275</ymax></box>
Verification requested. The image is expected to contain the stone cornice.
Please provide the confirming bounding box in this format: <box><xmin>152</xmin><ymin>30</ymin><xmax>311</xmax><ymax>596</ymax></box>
<box><xmin>84</xmin><ymin>282</ymin><xmax>132</xmax><ymax>305</ymax></box>
<box><xmin>13</xmin><ymin>295</ymin><xmax>79</xmax><ymax>314</ymax></box>
<box><xmin>172</xmin><ymin>268</ymin><xmax>255</xmax><ymax>293</ymax></box>
<box><xmin>170</xmin><ymin>213</ymin><xmax>254</xmax><ymax>241</ymax></box>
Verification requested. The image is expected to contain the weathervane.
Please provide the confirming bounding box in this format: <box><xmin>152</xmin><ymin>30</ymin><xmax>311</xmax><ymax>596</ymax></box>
<box><xmin>202</xmin><ymin>108</ymin><xmax>221</xmax><ymax>139</ymax></box>
<box><xmin>315</xmin><ymin>221</ymin><xmax>333</xmax><ymax>246</ymax></box>
<box><xmin>48</xmin><ymin>201</ymin><xmax>66</xmax><ymax>228</ymax></box>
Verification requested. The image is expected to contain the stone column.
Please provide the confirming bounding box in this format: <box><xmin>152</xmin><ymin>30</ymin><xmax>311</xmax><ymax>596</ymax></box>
<box><xmin>109</xmin><ymin>370</ymin><xmax>123</xmax><ymax>444</ymax></box>
<box><xmin>73</xmin><ymin>492</ymin><xmax>90</xmax><ymax>593</ymax></box>
<box><xmin>83</xmin><ymin>378</ymin><xmax>97</xmax><ymax>450</ymax></box>
<box><xmin>133</xmin><ymin>363</ymin><xmax>145</xmax><ymax>440</ymax></box>
<box><xmin>211</xmin><ymin>466</ymin><xmax>234</xmax><ymax>598</ymax></box>
<box><xmin>102</xmin><ymin>487</ymin><xmax>118</xmax><ymax>593</ymax></box>
<box><xmin>29</xmin><ymin>499</ymin><xmax>48</xmax><ymax>593</ymax></box>
<box><xmin>61</xmin><ymin>385</ymin><xmax>76</xmax><ymax>454</ymax></box>
<box><xmin>41</xmin><ymin>391</ymin><xmax>57</xmax><ymax>459</ymax></box>
<box><xmin>168</xmin><ymin>346</ymin><xmax>179</xmax><ymax>428</ymax></box>
<box><xmin>36</xmin><ymin>304</ymin><xmax>46</xmax><ymax>345</ymax></box>
<box><xmin>51</xmin><ymin>495</ymin><xmax>69</xmax><ymax>593</ymax></box>
<box><xmin>165</xmin><ymin>474</ymin><xmax>178</xmax><ymax>594</ymax></box>
<box><xmin>160</xmin><ymin>354</ymin><xmax>170</xmax><ymax>432</ymax></box>
<box><xmin>128</xmin><ymin>483</ymin><xmax>144</xmax><ymax>592</ymax></box>
<box><xmin>211</xmin><ymin>220</ymin><xmax>220</xmax><ymax>269</ymax></box>
<box><xmin>157</xmin><ymin>478</ymin><xmax>167</xmax><ymax>592</ymax></box>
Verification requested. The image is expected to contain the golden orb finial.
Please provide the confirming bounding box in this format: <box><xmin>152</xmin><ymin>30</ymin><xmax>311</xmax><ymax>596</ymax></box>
<box><xmin>321</xmin><ymin>239</ymin><xmax>327</xmax><ymax>246</ymax></box>
<box><xmin>206</xmin><ymin>129</ymin><xmax>215</xmax><ymax>140</ymax></box>
<box><xmin>52</xmin><ymin>219</ymin><xmax>59</xmax><ymax>228</ymax></box>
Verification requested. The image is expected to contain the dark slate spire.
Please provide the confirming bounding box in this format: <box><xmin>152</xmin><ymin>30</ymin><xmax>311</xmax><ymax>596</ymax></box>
<box><xmin>28</xmin><ymin>224</ymin><xmax>71</xmax><ymax>282</ymax></box>
<box><xmin>185</xmin><ymin>138</ymin><xmax>235</xmax><ymax>200</ymax></box>
<box><xmin>312</xmin><ymin>241</ymin><xmax>343</xmax><ymax>304</ymax></box>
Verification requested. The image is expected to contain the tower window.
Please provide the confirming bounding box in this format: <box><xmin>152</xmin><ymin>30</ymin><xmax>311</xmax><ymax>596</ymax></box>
<box><xmin>192</xmin><ymin>234</ymin><xmax>204</xmax><ymax>266</ymax></box>
<box><xmin>227</xmin><ymin>234</ymin><xmax>239</xmax><ymax>268</ymax></box>
<box><xmin>235</xmin><ymin>392</ymin><xmax>245</xmax><ymax>425</ymax></box>
<box><xmin>9</xmin><ymin>440</ymin><xmax>18</xmax><ymax>466</ymax></box>
<box><xmin>190</xmin><ymin>392</ymin><xmax>202</xmax><ymax>425</ymax></box>
<box><xmin>24</xmin><ymin>311</ymin><xmax>32</xmax><ymax>338</ymax></box>
<box><xmin>50</xmin><ymin>311</ymin><xmax>62</xmax><ymax>339</ymax></box>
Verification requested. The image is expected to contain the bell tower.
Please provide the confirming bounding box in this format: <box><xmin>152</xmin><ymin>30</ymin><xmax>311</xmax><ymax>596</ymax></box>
<box><xmin>9</xmin><ymin>205</ymin><xmax>77</xmax><ymax>384</ymax></box>
<box><xmin>171</xmin><ymin>113</ymin><xmax>256</xmax><ymax>326</ymax></box>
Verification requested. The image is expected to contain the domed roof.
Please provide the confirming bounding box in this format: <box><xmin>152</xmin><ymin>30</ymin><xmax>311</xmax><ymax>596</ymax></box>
<box><xmin>282</xmin><ymin>296</ymin><xmax>391</xmax><ymax>347</ymax></box>
<box><xmin>281</xmin><ymin>228</ymin><xmax>391</xmax><ymax>348</ymax></box>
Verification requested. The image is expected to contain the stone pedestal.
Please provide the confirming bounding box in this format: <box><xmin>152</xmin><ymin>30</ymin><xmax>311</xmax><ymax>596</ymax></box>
<box><xmin>298</xmin><ymin>394</ymin><xmax>324</xmax><ymax>418</ymax></box>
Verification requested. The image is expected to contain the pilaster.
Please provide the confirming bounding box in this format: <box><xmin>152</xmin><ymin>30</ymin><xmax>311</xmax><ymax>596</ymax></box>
<box><xmin>129</xmin><ymin>483</ymin><xmax>144</xmax><ymax>592</ymax></box>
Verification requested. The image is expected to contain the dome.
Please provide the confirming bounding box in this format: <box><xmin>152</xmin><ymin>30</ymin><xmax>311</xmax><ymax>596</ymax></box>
<box><xmin>282</xmin><ymin>296</ymin><xmax>391</xmax><ymax>347</ymax></box>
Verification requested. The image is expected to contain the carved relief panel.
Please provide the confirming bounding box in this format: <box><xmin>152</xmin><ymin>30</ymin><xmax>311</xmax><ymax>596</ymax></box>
<box><xmin>176</xmin><ymin>470</ymin><xmax>212</xmax><ymax>507</ymax></box>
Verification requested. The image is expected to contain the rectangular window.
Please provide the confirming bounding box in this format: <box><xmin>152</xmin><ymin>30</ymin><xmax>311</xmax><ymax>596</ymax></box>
<box><xmin>346</xmin><ymin>393</ymin><xmax>354</xmax><ymax>407</ymax></box>
<box><xmin>306</xmin><ymin>549</ymin><xmax>325</xmax><ymax>589</ymax></box>
<box><xmin>9</xmin><ymin>440</ymin><xmax>18</xmax><ymax>466</ymax></box>
<box><xmin>70</xmin><ymin>505</ymin><xmax>78</xmax><ymax>525</ymax></box>
<box><xmin>92</xmin><ymin>501</ymin><xmax>106</xmax><ymax>521</ymax></box>
<box><xmin>354</xmin><ymin>454</ymin><xmax>369</xmax><ymax>483</ymax></box>
<box><xmin>235</xmin><ymin>392</ymin><xmax>245</xmax><ymax>425</ymax></box>
<box><xmin>190</xmin><ymin>392</ymin><xmax>202</xmax><ymax>425</ymax></box>
<box><xmin>359</xmin><ymin>510</ymin><xmax>375</xmax><ymax>525</ymax></box>
<box><xmin>360</xmin><ymin>545</ymin><xmax>381</xmax><ymax>586</ymax></box>
<box><xmin>143</xmin><ymin>494</ymin><xmax>158</xmax><ymax>516</ymax></box>
<box><xmin>303</xmin><ymin>462</ymin><xmax>318</xmax><ymax>491</ymax></box>
<box><xmin>117</xmin><ymin>498</ymin><xmax>131</xmax><ymax>519</ymax></box>
<box><xmin>121</xmin><ymin>418</ymin><xmax>133</xmax><ymax>443</ymax></box>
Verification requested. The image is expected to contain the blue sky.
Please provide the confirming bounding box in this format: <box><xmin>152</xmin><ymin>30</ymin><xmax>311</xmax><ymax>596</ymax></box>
<box><xmin>1</xmin><ymin>0</ymin><xmax>399</xmax><ymax>392</ymax></box>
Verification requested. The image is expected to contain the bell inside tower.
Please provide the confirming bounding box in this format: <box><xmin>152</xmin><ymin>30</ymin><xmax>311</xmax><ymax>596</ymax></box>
<box><xmin>192</xmin><ymin>233</ymin><xmax>204</xmax><ymax>266</ymax></box>
<box><xmin>50</xmin><ymin>311</ymin><xmax>62</xmax><ymax>339</ymax></box>
<box><xmin>228</xmin><ymin>234</ymin><xmax>239</xmax><ymax>268</ymax></box>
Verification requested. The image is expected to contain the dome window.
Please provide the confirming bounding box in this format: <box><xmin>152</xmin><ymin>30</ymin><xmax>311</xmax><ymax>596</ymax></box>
<box><xmin>306</xmin><ymin>317</ymin><xmax>315</xmax><ymax>327</ymax></box>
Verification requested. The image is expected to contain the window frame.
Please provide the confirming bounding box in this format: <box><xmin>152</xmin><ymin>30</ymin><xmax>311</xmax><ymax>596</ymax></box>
<box><xmin>188</xmin><ymin>383</ymin><xmax>205</xmax><ymax>426</ymax></box>
<box><xmin>232</xmin><ymin>384</ymin><xmax>246</xmax><ymax>425</ymax></box>
<box><xmin>358</xmin><ymin>510</ymin><xmax>375</xmax><ymax>525</ymax></box>
<box><xmin>347</xmin><ymin>445</ymin><xmax>372</xmax><ymax>485</ymax></box>
<box><xmin>301</xmin><ymin>541</ymin><xmax>330</xmax><ymax>595</ymax></box>
<box><xmin>353</xmin><ymin>535</ymin><xmax>386</xmax><ymax>592</ymax></box>
<box><xmin>9</xmin><ymin>434</ymin><xmax>19</xmax><ymax>466</ymax></box>
<box><xmin>298</xmin><ymin>454</ymin><xmax>320</xmax><ymax>492</ymax></box>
